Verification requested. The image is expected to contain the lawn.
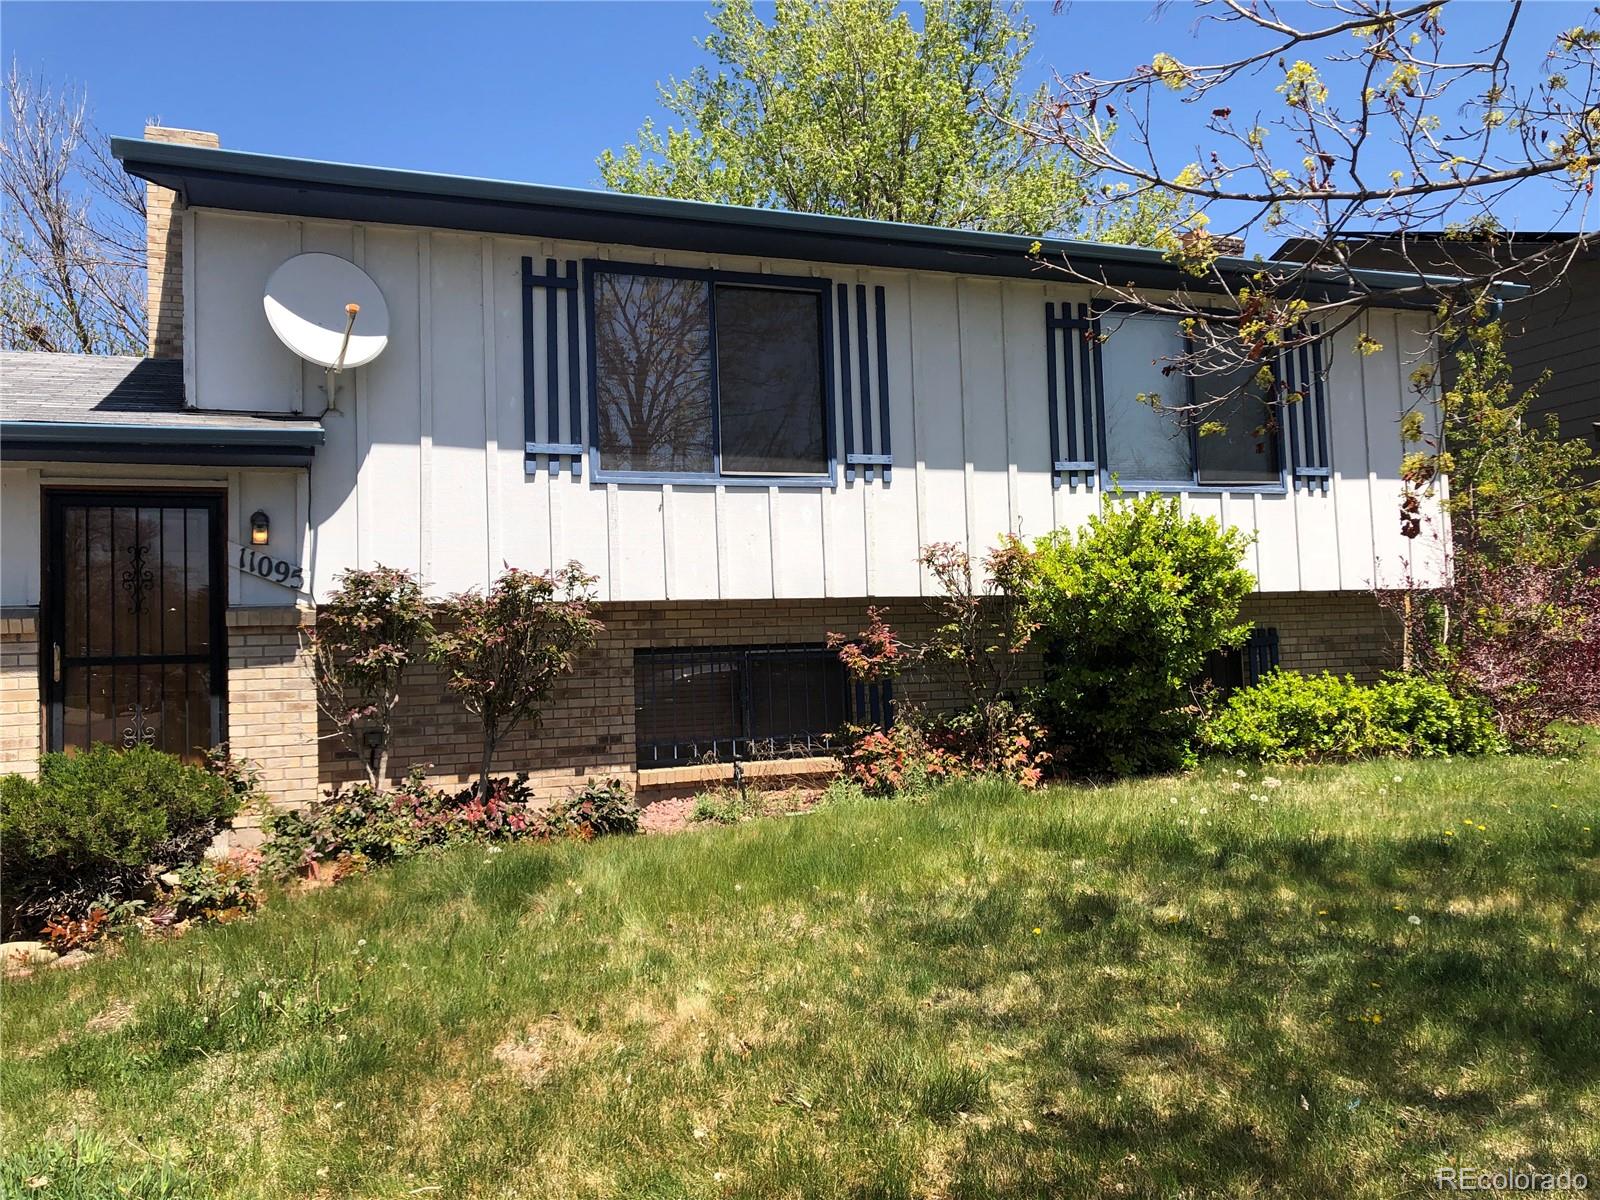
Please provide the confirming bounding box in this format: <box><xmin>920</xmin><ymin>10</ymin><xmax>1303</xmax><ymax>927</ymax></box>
<box><xmin>3</xmin><ymin>751</ymin><xmax>1597</xmax><ymax>1199</ymax></box>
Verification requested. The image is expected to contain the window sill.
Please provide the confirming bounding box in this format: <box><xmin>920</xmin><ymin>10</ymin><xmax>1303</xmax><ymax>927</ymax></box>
<box><xmin>637</xmin><ymin>755</ymin><xmax>840</xmax><ymax>788</ymax></box>
<box><xmin>1109</xmin><ymin>478</ymin><xmax>1290</xmax><ymax>496</ymax></box>
<box><xmin>590</xmin><ymin>470</ymin><xmax>838</xmax><ymax>489</ymax></box>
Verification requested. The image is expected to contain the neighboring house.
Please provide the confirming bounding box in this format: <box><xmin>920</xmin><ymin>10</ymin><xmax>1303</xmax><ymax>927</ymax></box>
<box><xmin>0</xmin><ymin>127</ymin><xmax>1458</xmax><ymax>807</ymax></box>
<box><xmin>1275</xmin><ymin>232</ymin><xmax>1600</xmax><ymax>459</ymax></box>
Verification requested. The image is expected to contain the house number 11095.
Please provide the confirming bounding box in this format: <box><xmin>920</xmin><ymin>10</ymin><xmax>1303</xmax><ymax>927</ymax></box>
<box><xmin>236</xmin><ymin>545</ymin><xmax>305</xmax><ymax>589</ymax></box>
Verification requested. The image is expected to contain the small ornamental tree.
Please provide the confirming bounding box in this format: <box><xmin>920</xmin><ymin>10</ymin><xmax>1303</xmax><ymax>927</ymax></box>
<box><xmin>431</xmin><ymin>563</ymin><xmax>602</xmax><ymax>799</ymax></box>
<box><xmin>309</xmin><ymin>566</ymin><xmax>433</xmax><ymax>787</ymax></box>
<box><xmin>829</xmin><ymin>537</ymin><xmax>1046</xmax><ymax>785</ymax></box>
<box><xmin>1386</xmin><ymin>315</ymin><xmax>1600</xmax><ymax>747</ymax></box>
<box><xmin>916</xmin><ymin>539</ymin><xmax>1041</xmax><ymax>748</ymax></box>
<box><xmin>1030</xmin><ymin>492</ymin><xmax>1255</xmax><ymax>776</ymax></box>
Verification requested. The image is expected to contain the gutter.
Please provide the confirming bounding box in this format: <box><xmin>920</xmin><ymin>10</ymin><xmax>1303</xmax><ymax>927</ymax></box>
<box><xmin>111</xmin><ymin>137</ymin><xmax>1528</xmax><ymax>302</ymax></box>
<box><xmin>1</xmin><ymin>419</ymin><xmax>325</xmax><ymax>447</ymax></box>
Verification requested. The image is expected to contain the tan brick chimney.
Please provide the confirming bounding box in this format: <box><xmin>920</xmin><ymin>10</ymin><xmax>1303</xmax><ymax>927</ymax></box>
<box><xmin>143</xmin><ymin>125</ymin><xmax>220</xmax><ymax>360</ymax></box>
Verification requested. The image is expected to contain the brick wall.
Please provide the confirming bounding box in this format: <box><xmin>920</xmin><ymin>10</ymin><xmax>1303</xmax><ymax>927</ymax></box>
<box><xmin>227</xmin><ymin>606</ymin><xmax>318</xmax><ymax>810</ymax></box>
<box><xmin>143</xmin><ymin>125</ymin><xmax>220</xmax><ymax>361</ymax></box>
<box><xmin>313</xmin><ymin>591</ymin><xmax>1399</xmax><ymax>800</ymax></box>
<box><xmin>1242</xmin><ymin>590</ymin><xmax>1401</xmax><ymax>681</ymax></box>
<box><xmin>318</xmin><ymin>597</ymin><xmax>985</xmax><ymax>801</ymax></box>
<box><xmin>0</xmin><ymin>610</ymin><xmax>41</xmax><ymax>777</ymax></box>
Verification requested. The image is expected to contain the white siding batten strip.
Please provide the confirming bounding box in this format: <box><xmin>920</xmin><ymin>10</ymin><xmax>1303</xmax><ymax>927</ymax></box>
<box><xmin>481</xmin><ymin>238</ymin><xmax>500</xmax><ymax>586</ymax></box>
<box><xmin>418</xmin><ymin>234</ymin><xmax>434</xmax><ymax>585</ymax></box>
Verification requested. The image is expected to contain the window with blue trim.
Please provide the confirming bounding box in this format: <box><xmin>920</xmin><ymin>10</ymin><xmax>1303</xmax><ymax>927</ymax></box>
<box><xmin>1099</xmin><ymin>312</ymin><xmax>1282</xmax><ymax>489</ymax></box>
<box><xmin>589</xmin><ymin>263</ymin><xmax>831</xmax><ymax>483</ymax></box>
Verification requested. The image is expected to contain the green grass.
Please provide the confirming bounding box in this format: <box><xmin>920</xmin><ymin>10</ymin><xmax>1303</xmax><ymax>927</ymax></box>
<box><xmin>3</xmin><ymin>752</ymin><xmax>1597</xmax><ymax>1198</ymax></box>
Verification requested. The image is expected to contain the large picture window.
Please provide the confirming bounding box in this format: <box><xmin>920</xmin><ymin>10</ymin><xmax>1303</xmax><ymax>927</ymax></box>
<box><xmin>589</xmin><ymin>264</ymin><xmax>831</xmax><ymax>482</ymax></box>
<box><xmin>1098</xmin><ymin>311</ymin><xmax>1282</xmax><ymax>489</ymax></box>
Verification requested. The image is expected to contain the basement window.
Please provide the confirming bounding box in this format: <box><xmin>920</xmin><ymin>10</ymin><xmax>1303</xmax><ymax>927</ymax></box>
<box><xmin>1199</xmin><ymin>627</ymin><xmax>1281</xmax><ymax>696</ymax></box>
<box><xmin>588</xmin><ymin>263</ymin><xmax>833</xmax><ymax>485</ymax></box>
<box><xmin>633</xmin><ymin>644</ymin><xmax>891</xmax><ymax>769</ymax></box>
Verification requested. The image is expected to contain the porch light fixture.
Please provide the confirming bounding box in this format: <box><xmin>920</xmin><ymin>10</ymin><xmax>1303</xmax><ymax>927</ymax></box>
<box><xmin>249</xmin><ymin>510</ymin><xmax>270</xmax><ymax>546</ymax></box>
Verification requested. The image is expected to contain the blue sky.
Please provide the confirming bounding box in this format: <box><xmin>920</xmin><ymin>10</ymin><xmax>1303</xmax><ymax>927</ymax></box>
<box><xmin>5</xmin><ymin>1</ymin><xmax>1593</xmax><ymax>240</ymax></box>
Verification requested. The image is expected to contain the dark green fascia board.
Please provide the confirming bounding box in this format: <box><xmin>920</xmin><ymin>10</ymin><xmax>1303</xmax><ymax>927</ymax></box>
<box><xmin>111</xmin><ymin>137</ymin><xmax>1528</xmax><ymax>303</ymax></box>
<box><xmin>1</xmin><ymin>419</ymin><xmax>324</xmax><ymax>448</ymax></box>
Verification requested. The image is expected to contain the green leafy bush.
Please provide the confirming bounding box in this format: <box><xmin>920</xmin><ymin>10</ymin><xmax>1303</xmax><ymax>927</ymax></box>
<box><xmin>1203</xmin><ymin>671</ymin><xmax>1505</xmax><ymax>763</ymax></box>
<box><xmin>690</xmin><ymin>787</ymin><xmax>756</xmax><ymax>825</ymax></box>
<box><xmin>0</xmin><ymin>745</ymin><xmax>238</xmax><ymax>935</ymax></box>
<box><xmin>1030</xmin><ymin>492</ymin><xmax>1255</xmax><ymax>775</ymax></box>
<box><xmin>261</xmin><ymin>770</ymin><xmax>542</xmax><ymax>874</ymax></box>
<box><xmin>1370</xmin><ymin>674</ymin><xmax>1505</xmax><ymax>758</ymax></box>
<box><xmin>262</xmin><ymin>772</ymin><xmax>637</xmax><ymax>876</ymax></box>
<box><xmin>545</xmin><ymin>777</ymin><xmax>639</xmax><ymax>838</ymax></box>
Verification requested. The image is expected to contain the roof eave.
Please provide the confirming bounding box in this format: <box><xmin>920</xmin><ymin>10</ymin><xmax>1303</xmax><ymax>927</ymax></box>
<box><xmin>113</xmin><ymin>137</ymin><xmax>1516</xmax><ymax>302</ymax></box>
<box><xmin>1</xmin><ymin>419</ymin><xmax>324</xmax><ymax>448</ymax></box>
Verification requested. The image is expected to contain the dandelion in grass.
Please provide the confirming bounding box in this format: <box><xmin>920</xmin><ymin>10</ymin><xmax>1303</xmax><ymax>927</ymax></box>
<box><xmin>1032</xmin><ymin>927</ymin><xmax>1042</xmax><ymax>936</ymax></box>
<box><xmin>1407</xmin><ymin>915</ymin><xmax>1422</xmax><ymax>926</ymax></box>
<box><xmin>1264</xmin><ymin>776</ymin><xmax>1282</xmax><ymax>789</ymax></box>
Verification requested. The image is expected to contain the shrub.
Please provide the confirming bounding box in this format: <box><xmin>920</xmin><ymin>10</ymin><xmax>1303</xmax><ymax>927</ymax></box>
<box><xmin>261</xmin><ymin>770</ymin><xmax>542</xmax><ymax>873</ymax></box>
<box><xmin>545</xmin><ymin>778</ymin><xmax>639</xmax><ymax>838</ymax></box>
<box><xmin>1203</xmin><ymin>670</ymin><xmax>1505</xmax><ymax>763</ymax></box>
<box><xmin>1369</xmin><ymin>674</ymin><xmax>1505</xmax><ymax>758</ymax></box>
<box><xmin>0</xmin><ymin>745</ymin><xmax>238</xmax><ymax>935</ymax></box>
<box><xmin>170</xmin><ymin>851</ymin><xmax>263</xmax><ymax>923</ymax></box>
<box><xmin>1202</xmin><ymin>672</ymin><xmax>1378</xmax><ymax>763</ymax></box>
<box><xmin>261</xmin><ymin>772</ymin><xmax>637</xmax><ymax>875</ymax></box>
<box><xmin>690</xmin><ymin>786</ymin><xmax>755</xmax><ymax>825</ymax></box>
<box><xmin>1030</xmin><ymin>492</ymin><xmax>1255</xmax><ymax>776</ymax></box>
<box><xmin>838</xmin><ymin>721</ymin><xmax>963</xmax><ymax>798</ymax></box>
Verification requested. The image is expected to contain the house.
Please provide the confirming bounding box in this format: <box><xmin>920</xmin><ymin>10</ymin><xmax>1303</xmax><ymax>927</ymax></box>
<box><xmin>1276</xmin><ymin>231</ymin><xmax>1599</xmax><ymax>466</ymax></box>
<box><xmin>0</xmin><ymin>127</ymin><xmax>1459</xmax><ymax>808</ymax></box>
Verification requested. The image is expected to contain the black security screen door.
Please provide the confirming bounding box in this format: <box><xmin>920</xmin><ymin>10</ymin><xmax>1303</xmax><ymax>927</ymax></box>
<box><xmin>45</xmin><ymin>492</ymin><xmax>226</xmax><ymax>761</ymax></box>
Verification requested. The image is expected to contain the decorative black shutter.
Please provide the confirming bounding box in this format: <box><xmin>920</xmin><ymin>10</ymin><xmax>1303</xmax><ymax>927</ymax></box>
<box><xmin>837</xmin><ymin>282</ymin><xmax>893</xmax><ymax>483</ymax></box>
<box><xmin>1276</xmin><ymin>324</ymin><xmax>1331</xmax><ymax>493</ymax></box>
<box><xmin>522</xmin><ymin>257</ymin><xmax>584</xmax><ymax>476</ymax></box>
<box><xmin>1044</xmin><ymin>302</ymin><xmax>1104</xmax><ymax>490</ymax></box>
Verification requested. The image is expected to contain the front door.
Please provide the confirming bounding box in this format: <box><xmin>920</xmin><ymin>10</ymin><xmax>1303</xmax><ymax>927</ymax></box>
<box><xmin>44</xmin><ymin>491</ymin><xmax>226</xmax><ymax>760</ymax></box>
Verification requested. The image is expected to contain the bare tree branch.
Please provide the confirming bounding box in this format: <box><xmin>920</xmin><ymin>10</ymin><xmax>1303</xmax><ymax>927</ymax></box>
<box><xmin>1020</xmin><ymin>0</ymin><xmax>1600</xmax><ymax>424</ymax></box>
<box><xmin>1</xmin><ymin>62</ymin><xmax>146</xmax><ymax>355</ymax></box>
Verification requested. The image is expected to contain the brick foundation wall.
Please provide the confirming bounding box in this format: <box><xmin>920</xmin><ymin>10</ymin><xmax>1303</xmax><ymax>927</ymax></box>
<box><xmin>1241</xmin><ymin>590</ymin><xmax>1401</xmax><ymax>681</ymax></box>
<box><xmin>0</xmin><ymin>609</ymin><xmax>41</xmax><ymax>777</ymax></box>
<box><xmin>318</xmin><ymin>598</ymin><xmax>986</xmax><ymax>802</ymax></box>
<box><xmin>227</xmin><ymin>606</ymin><xmax>318</xmax><ymax>809</ymax></box>
<box><xmin>314</xmin><ymin>590</ymin><xmax>1399</xmax><ymax>800</ymax></box>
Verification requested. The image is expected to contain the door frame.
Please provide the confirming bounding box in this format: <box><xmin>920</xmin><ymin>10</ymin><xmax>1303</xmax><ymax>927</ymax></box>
<box><xmin>40</xmin><ymin>488</ymin><xmax>229</xmax><ymax>755</ymax></box>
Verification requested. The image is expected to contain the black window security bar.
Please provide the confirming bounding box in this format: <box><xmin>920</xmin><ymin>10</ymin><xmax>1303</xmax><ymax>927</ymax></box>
<box><xmin>634</xmin><ymin>643</ymin><xmax>892</xmax><ymax>768</ymax></box>
<box><xmin>1201</xmin><ymin>626</ymin><xmax>1281</xmax><ymax>695</ymax></box>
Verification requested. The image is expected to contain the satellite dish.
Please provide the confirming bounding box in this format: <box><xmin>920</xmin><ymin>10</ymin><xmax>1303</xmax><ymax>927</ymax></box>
<box><xmin>263</xmin><ymin>253</ymin><xmax>390</xmax><ymax>370</ymax></box>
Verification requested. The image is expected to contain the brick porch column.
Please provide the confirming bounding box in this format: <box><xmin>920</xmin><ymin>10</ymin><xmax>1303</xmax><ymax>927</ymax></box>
<box><xmin>226</xmin><ymin>605</ymin><xmax>318</xmax><ymax>809</ymax></box>
<box><xmin>0</xmin><ymin>608</ymin><xmax>41</xmax><ymax>777</ymax></box>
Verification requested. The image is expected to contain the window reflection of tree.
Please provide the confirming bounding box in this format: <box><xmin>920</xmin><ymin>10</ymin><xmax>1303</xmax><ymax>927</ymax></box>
<box><xmin>716</xmin><ymin>287</ymin><xmax>826</xmax><ymax>475</ymax></box>
<box><xmin>594</xmin><ymin>273</ymin><xmax>714</xmax><ymax>473</ymax></box>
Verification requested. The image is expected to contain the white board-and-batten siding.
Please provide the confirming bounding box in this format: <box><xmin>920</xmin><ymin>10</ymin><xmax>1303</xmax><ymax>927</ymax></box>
<box><xmin>182</xmin><ymin>208</ymin><xmax>1442</xmax><ymax>605</ymax></box>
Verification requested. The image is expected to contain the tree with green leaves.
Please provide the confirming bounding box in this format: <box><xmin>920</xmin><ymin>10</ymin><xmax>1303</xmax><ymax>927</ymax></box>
<box><xmin>599</xmin><ymin>0</ymin><xmax>1090</xmax><ymax>234</ymax></box>
<box><xmin>1389</xmin><ymin>312</ymin><xmax>1600</xmax><ymax>746</ymax></box>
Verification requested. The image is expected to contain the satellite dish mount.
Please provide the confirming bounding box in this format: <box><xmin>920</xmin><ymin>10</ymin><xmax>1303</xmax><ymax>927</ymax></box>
<box><xmin>263</xmin><ymin>253</ymin><xmax>391</xmax><ymax>415</ymax></box>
